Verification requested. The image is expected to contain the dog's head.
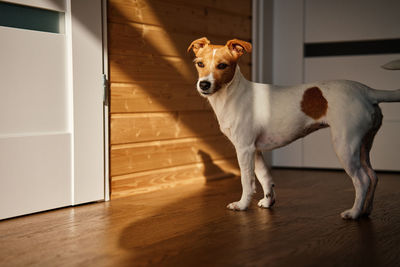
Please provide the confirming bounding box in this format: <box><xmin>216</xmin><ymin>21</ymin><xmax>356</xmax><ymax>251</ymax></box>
<box><xmin>187</xmin><ymin>37</ymin><xmax>252</xmax><ymax>97</ymax></box>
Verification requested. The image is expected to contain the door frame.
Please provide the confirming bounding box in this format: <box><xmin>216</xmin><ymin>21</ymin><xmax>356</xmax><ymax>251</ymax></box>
<box><xmin>67</xmin><ymin>0</ymin><xmax>107</xmax><ymax>204</ymax></box>
<box><xmin>252</xmin><ymin>0</ymin><xmax>274</xmax><ymax>165</ymax></box>
<box><xmin>102</xmin><ymin>0</ymin><xmax>110</xmax><ymax>201</ymax></box>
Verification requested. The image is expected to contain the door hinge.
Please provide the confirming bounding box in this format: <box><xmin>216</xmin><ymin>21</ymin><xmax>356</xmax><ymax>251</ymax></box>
<box><xmin>102</xmin><ymin>74</ymin><xmax>109</xmax><ymax>106</ymax></box>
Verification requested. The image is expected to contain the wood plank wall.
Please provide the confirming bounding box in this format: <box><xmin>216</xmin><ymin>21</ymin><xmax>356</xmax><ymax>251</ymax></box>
<box><xmin>108</xmin><ymin>0</ymin><xmax>252</xmax><ymax>198</ymax></box>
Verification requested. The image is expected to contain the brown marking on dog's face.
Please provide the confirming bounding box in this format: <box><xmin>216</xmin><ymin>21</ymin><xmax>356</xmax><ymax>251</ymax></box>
<box><xmin>301</xmin><ymin>87</ymin><xmax>328</xmax><ymax>119</ymax></box>
<box><xmin>194</xmin><ymin>45</ymin><xmax>237</xmax><ymax>91</ymax></box>
<box><xmin>187</xmin><ymin>38</ymin><xmax>252</xmax><ymax>96</ymax></box>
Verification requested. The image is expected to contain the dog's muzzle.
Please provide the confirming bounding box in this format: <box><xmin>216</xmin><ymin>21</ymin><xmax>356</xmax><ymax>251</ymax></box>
<box><xmin>197</xmin><ymin>78</ymin><xmax>215</xmax><ymax>96</ymax></box>
<box><xmin>199</xmin><ymin>81</ymin><xmax>211</xmax><ymax>91</ymax></box>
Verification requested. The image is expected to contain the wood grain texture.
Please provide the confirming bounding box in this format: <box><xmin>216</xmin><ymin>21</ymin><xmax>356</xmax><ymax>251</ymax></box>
<box><xmin>110</xmin><ymin>111</ymin><xmax>220</xmax><ymax>144</ymax></box>
<box><xmin>108</xmin><ymin>21</ymin><xmax>252</xmax><ymax>70</ymax></box>
<box><xmin>170</xmin><ymin>0</ymin><xmax>252</xmax><ymax>16</ymax></box>
<box><xmin>2</xmin><ymin>169</ymin><xmax>400</xmax><ymax>266</ymax></box>
<box><xmin>109</xmin><ymin>54</ymin><xmax>196</xmax><ymax>84</ymax></box>
<box><xmin>110</xmin><ymin>82</ymin><xmax>210</xmax><ymax>113</ymax></box>
<box><xmin>108</xmin><ymin>0</ymin><xmax>251</xmax><ymax>197</ymax></box>
<box><xmin>110</xmin><ymin>135</ymin><xmax>236</xmax><ymax>176</ymax></box>
<box><xmin>111</xmin><ymin>158</ymin><xmax>239</xmax><ymax>198</ymax></box>
<box><xmin>109</xmin><ymin>53</ymin><xmax>251</xmax><ymax>84</ymax></box>
<box><xmin>108</xmin><ymin>22</ymin><xmax>249</xmax><ymax>58</ymax></box>
<box><xmin>108</xmin><ymin>0</ymin><xmax>251</xmax><ymax>39</ymax></box>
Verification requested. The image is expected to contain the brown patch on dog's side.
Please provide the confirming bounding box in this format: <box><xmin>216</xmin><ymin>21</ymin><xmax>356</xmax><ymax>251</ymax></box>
<box><xmin>301</xmin><ymin>87</ymin><xmax>328</xmax><ymax>119</ymax></box>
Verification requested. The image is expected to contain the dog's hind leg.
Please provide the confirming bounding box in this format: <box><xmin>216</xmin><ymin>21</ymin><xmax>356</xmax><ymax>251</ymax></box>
<box><xmin>361</xmin><ymin>106</ymin><xmax>382</xmax><ymax>216</ymax></box>
<box><xmin>360</xmin><ymin>141</ymin><xmax>378</xmax><ymax>217</ymax></box>
<box><xmin>331</xmin><ymin>129</ymin><xmax>371</xmax><ymax>220</ymax></box>
<box><xmin>255</xmin><ymin>151</ymin><xmax>276</xmax><ymax>208</ymax></box>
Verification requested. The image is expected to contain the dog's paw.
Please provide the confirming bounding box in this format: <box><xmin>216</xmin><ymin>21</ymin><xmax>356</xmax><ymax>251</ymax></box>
<box><xmin>340</xmin><ymin>209</ymin><xmax>361</xmax><ymax>220</ymax></box>
<box><xmin>258</xmin><ymin>197</ymin><xmax>275</xmax><ymax>209</ymax></box>
<box><xmin>227</xmin><ymin>201</ymin><xmax>248</xmax><ymax>211</ymax></box>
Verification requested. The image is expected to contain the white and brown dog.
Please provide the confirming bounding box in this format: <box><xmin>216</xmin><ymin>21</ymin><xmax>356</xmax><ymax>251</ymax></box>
<box><xmin>188</xmin><ymin>37</ymin><xmax>400</xmax><ymax>220</ymax></box>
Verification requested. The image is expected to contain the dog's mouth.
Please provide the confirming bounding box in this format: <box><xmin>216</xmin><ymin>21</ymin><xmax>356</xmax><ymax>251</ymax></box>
<box><xmin>196</xmin><ymin>84</ymin><xmax>221</xmax><ymax>97</ymax></box>
<box><xmin>196</xmin><ymin>84</ymin><xmax>214</xmax><ymax>96</ymax></box>
<box><xmin>197</xmin><ymin>89</ymin><xmax>218</xmax><ymax>97</ymax></box>
<box><xmin>200</xmin><ymin>91</ymin><xmax>212</xmax><ymax>96</ymax></box>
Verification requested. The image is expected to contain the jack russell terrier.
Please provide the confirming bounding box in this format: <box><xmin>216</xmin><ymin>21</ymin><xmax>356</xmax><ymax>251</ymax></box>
<box><xmin>188</xmin><ymin>37</ymin><xmax>400</xmax><ymax>220</ymax></box>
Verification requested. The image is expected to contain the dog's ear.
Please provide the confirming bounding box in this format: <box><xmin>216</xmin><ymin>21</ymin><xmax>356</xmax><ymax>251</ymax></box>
<box><xmin>187</xmin><ymin>37</ymin><xmax>210</xmax><ymax>55</ymax></box>
<box><xmin>226</xmin><ymin>39</ymin><xmax>252</xmax><ymax>58</ymax></box>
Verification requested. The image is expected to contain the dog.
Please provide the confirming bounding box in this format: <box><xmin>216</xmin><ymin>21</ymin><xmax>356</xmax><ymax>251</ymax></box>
<box><xmin>187</xmin><ymin>37</ymin><xmax>400</xmax><ymax>220</ymax></box>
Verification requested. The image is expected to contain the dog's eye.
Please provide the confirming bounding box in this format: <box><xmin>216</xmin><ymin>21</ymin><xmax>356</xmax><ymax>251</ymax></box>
<box><xmin>197</xmin><ymin>62</ymin><xmax>205</xmax><ymax>68</ymax></box>
<box><xmin>217</xmin><ymin>63</ymin><xmax>228</xmax><ymax>70</ymax></box>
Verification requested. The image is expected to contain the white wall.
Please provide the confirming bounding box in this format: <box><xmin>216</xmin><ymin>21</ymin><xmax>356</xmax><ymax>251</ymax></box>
<box><xmin>271</xmin><ymin>0</ymin><xmax>400</xmax><ymax>170</ymax></box>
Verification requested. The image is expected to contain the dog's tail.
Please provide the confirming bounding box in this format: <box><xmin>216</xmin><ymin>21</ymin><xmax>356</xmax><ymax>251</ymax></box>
<box><xmin>382</xmin><ymin>59</ymin><xmax>400</xmax><ymax>70</ymax></box>
<box><xmin>368</xmin><ymin>89</ymin><xmax>400</xmax><ymax>103</ymax></box>
<box><xmin>367</xmin><ymin>59</ymin><xmax>400</xmax><ymax>103</ymax></box>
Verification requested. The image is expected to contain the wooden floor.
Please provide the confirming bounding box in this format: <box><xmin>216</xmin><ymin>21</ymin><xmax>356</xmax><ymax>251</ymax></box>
<box><xmin>2</xmin><ymin>169</ymin><xmax>400</xmax><ymax>267</ymax></box>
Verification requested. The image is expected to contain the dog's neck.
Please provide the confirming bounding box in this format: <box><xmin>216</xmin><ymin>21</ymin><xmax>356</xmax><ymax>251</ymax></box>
<box><xmin>206</xmin><ymin>65</ymin><xmax>252</xmax><ymax>133</ymax></box>
<box><xmin>207</xmin><ymin>65</ymin><xmax>247</xmax><ymax>115</ymax></box>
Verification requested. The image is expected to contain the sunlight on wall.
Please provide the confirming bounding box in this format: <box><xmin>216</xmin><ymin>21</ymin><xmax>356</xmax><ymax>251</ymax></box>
<box><xmin>108</xmin><ymin>0</ymin><xmax>251</xmax><ymax>197</ymax></box>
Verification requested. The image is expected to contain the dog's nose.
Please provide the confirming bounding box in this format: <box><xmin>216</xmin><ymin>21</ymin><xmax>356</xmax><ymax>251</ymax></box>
<box><xmin>199</xmin><ymin>81</ymin><xmax>211</xmax><ymax>91</ymax></box>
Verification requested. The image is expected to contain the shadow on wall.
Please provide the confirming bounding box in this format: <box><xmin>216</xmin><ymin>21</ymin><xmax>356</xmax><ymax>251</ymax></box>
<box><xmin>198</xmin><ymin>149</ymin><xmax>234</xmax><ymax>182</ymax></box>
<box><xmin>198</xmin><ymin>150</ymin><xmax>235</xmax><ymax>182</ymax></box>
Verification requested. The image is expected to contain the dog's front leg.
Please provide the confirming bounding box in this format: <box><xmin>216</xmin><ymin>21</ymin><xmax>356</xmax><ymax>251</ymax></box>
<box><xmin>227</xmin><ymin>146</ymin><xmax>256</xmax><ymax>211</ymax></box>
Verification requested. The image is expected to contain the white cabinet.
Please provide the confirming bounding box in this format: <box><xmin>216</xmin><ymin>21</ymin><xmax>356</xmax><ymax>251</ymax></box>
<box><xmin>305</xmin><ymin>0</ymin><xmax>400</xmax><ymax>43</ymax></box>
<box><xmin>272</xmin><ymin>0</ymin><xmax>400</xmax><ymax>171</ymax></box>
<box><xmin>304</xmin><ymin>54</ymin><xmax>400</xmax><ymax>170</ymax></box>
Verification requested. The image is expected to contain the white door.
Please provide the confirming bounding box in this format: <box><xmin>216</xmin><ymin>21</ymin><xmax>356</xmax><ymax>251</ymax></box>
<box><xmin>0</xmin><ymin>0</ymin><xmax>105</xmax><ymax>220</ymax></box>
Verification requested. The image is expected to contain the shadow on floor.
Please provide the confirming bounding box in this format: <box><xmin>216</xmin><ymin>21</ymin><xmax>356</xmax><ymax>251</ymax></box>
<box><xmin>116</xmin><ymin>169</ymin><xmax>396</xmax><ymax>266</ymax></box>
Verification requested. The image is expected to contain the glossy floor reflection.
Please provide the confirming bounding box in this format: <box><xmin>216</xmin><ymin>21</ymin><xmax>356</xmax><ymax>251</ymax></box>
<box><xmin>1</xmin><ymin>169</ymin><xmax>400</xmax><ymax>266</ymax></box>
